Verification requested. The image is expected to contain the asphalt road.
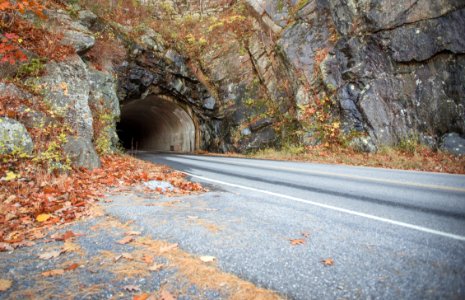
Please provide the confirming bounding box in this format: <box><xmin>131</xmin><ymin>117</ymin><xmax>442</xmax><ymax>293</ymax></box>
<box><xmin>108</xmin><ymin>152</ymin><xmax>465</xmax><ymax>299</ymax></box>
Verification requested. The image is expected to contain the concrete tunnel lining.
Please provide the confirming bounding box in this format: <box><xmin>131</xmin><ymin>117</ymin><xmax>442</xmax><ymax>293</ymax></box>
<box><xmin>117</xmin><ymin>96</ymin><xmax>196</xmax><ymax>152</ymax></box>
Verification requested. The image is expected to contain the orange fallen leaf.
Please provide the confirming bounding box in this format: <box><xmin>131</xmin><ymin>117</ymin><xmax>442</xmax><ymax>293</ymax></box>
<box><xmin>133</xmin><ymin>293</ymin><xmax>150</xmax><ymax>300</ymax></box>
<box><xmin>42</xmin><ymin>269</ymin><xmax>65</xmax><ymax>277</ymax></box>
<box><xmin>64</xmin><ymin>263</ymin><xmax>79</xmax><ymax>271</ymax></box>
<box><xmin>142</xmin><ymin>254</ymin><xmax>154</xmax><ymax>265</ymax></box>
<box><xmin>322</xmin><ymin>258</ymin><xmax>334</xmax><ymax>266</ymax></box>
<box><xmin>117</xmin><ymin>236</ymin><xmax>134</xmax><ymax>245</ymax></box>
<box><xmin>51</xmin><ymin>231</ymin><xmax>76</xmax><ymax>241</ymax></box>
<box><xmin>290</xmin><ymin>239</ymin><xmax>305</xmax><ymax>246</ymax></box>
<box><xmin>0</xmin><ymin>279</ymin><xmax>12</xmax><ymax>291</ymax></box>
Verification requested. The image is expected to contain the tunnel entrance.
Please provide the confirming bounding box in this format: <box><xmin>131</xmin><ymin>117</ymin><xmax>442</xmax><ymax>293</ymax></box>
<box><xmin>117</xmin><ymin>96</ymin><xmax>197</xmax><ymax>152</ymax></box>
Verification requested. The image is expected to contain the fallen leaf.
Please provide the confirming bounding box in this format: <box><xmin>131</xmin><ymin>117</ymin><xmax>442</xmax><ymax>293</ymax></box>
<box><xmin>322</xmin><ymin>258</ymin><xmax>334</xmax><ymax>266</ymax></box>
<box><xmin>64</xmin><ymin>263</ymin><xmax>79</xmax><ymax>271</ymax></box>
<box><xmin>125</xmin><ymin>231</ymin><xmax>141</xmax><ymax>236</ymax></box>
<box><xmin>148</xmin><ymin>263</ymin><xmax>164</xmax><ymax>272</ymax></box>
<box><xmin>123</xmin><ymin>285</ymin><xmax>141</xmax><ymax>292</ymax></box>
<box><xmin>0</xmin><ymin>279</ymin><xmax>12</xmax><ymax>291</ymax></box>
<box><xmin>117</xmin><ymin>236</ymin><xmax>134</xmax><ymax>245</ymax></box>
<box><xmin>290</xmin><ymin>239</ymin><xmax>305</xmax><ymax>246</ymax></box>
<box><xmin>199</xmin><ymin>256</ymin><xmax>216</xmax><ymax>263</ymax></box>
<box><xmin>133</xmin><ymin>294</ymin><xmax>150</xmax><ymax>300</ymax></box>
<box><xmin>122</xmin><ymin>253</ymin><xmax>134</xmax><ymax>260</ymax></box>
<box><xmin>0</xmin><ymin>243</ymin><xmax>14</xmax><ymax>252</ymax></box>
<box><xmin>39</xmin><ymin>250</ymin><xmax>62</xmax><ymax>260</ymax></box>
<box><xmin>4</xmin><ymin>171</ymin><xmax>19</xmax><ymax>181</ymax></box>
<box><xmin>41</xmin><ymin>269</ymin><xmax>65</xmax><ymax>277</ymax></box>
<box><xmin>63</xmin><ymin>242</ymin><xmax>80</xmax><ymax>253</ymax></box>
<box><xmin>159</xmin><ymin>289</ymin><xmax>175</xmax><ymax>300</ymax></box>
<box><xmin>36</xmin><ymin>214</ymin><xmax>51</xmax><ymax>223</ymax></box>
<box><xmin>142</xmin><ymin>254</ymin><xmax>154</xmax><ymax>265</ymax></box>
<box><xmin>160</xmin><ymin>243</ymin><xmax>178</xmax><ymax>253</ymax></box>
<box><xmin>51</xmin><ymin>231</ymin><xmax>76</xmax><ymax>241</ymax></box>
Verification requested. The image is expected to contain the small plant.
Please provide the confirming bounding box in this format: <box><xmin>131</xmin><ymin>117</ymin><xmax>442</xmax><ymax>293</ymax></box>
<box><xmin>397</xmin><ymin>136</ymin><xmax>420</xmax><ymax>154</ymax></box>
<box><xmin>16</xmin><ymin>58</ymin><xmax>45</xmax><ymax>77</ymax></box>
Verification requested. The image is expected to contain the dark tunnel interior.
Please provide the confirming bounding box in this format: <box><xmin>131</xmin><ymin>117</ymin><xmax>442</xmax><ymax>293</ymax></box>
<box><xmin>117</xmin><ymin>96</ymin><xmax>196</xmax><ymax>152</ymax></box>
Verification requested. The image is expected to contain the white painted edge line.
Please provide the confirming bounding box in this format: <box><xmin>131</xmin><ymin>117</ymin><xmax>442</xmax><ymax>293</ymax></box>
<box><xmin>182</xmin><ymin>171</ymin><xmax>465</xmax><ymax>242</ymax></box>
<box><xmin>180</xmin><ymin>156</ymin><xmax>465</xmax><ymax>193</ymax></box>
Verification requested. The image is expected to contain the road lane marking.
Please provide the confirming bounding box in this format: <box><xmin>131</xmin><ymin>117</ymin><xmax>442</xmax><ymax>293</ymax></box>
<box><xmin>183</xmin><ymin>172</ymin><xmax>465</xmax><ymax>242</ymax></box>
<box><xmin>178</xmin><ymin>156</ymin><xmax>465</xmax><ymax>193</ymax></box>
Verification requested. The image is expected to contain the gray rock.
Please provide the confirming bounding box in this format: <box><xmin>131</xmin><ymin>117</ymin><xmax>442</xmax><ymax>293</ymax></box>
<box><xmin>88</xmin><ymin>68</ymin><xmax>121</xmax><ymax>118</ymax></box>
<box><xmin>440</xmin><ymin>133</ymin><xmax>465</xmax><ymax>155</ymax></box>
<box><xmin>88</xmin><ymin>68</ymin><xmax>121</xmax><ymax>151</ymax></box>
<box><xmin>350</xmin><ymin>136</ymin><xmax>377</xmax><ymax>153</ymax></box>
<box><xmin>0</xmin><ymin>117</ymin><xmax>33</xmax><ymax>155</ymax></box>
<box><xmin>250</xmin><ymin>118</ymin><xmax>273</xmax><ymax>132</ymax></box>
<box><xmin>203</xmin><ymin>97</ymin><xmax>216</xmax><ymax>110</ymax></box>
<box><xmin>46</xmin><ymin>10</ymin><xmax>95</xmax><ymax>53</ymax></box>
<box><xmin>241</xmin><ymin>127</ymin><xmax>252</xmax><ymax>136</ymax></box>
<box><xmin>63</xmin><ymin>136</ymin><xmax>101</xmax><ymax>169</ymax></box>
<box><xmin>39</xmin><ymin>55</ymin><xmax>94</xmax><ymax>140</ymax></box>
<box><xmin>381</xmin><ymin>8</ymin><xmax>465</xmax><ymax>62</ymax></box>
<box><xmin>78</xmin><ymin>10</ymin><xmax>97</xmax><ymax>28</ymax></box>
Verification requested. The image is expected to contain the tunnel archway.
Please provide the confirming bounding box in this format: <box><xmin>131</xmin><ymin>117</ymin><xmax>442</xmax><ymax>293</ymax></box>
<box><xmin>117</xmin><ymin>96</ymin><xmax>197</xmax><ymax>152</ymax></box>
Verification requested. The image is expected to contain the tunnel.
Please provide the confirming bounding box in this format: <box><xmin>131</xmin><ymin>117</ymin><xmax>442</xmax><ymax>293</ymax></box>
<box><xmin>117</xmin><ymin>96</ymin><xmax>197</xmax><ymax>152</ymax></box>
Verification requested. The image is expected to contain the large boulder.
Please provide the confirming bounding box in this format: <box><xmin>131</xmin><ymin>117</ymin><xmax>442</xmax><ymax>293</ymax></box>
<box><xmin>38</xmin><ymin>55</ymin><xmax>100</xmax><ymax>169</ymax></box>
<box><xmin>39</xmin><ymin>55</ymin><xmax>94</xmax><ymax>140</ymax></box>
<box><xmin>0</xmin><ymin>118</ymin><xmax>33</xmax><ymax>155</ymax></box>
<box><xmin>63</xmin><ymin>136</ymin><xmax>101</xmax><ymax>169</ymax></box>
<box><xmin>440</xmin><ymin>133</ymin><xmax>465</xmax><ymax>156</ymax></box>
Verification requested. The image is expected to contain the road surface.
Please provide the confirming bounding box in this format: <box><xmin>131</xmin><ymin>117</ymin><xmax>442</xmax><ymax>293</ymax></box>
<box><xmin>107</xmin><ymin>152</ymin><xmax>465</xmax><ymax>299</ymax></box>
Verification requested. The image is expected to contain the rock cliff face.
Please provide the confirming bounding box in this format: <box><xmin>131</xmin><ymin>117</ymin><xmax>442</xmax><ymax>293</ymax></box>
<box><xmin>128</xmin><ymin>0</ymin><xmax>465</xmax><ymax>153</ymax></box>
<box><xmin>2</xmin><ymin>0</ymin><xmax>464</xmax><ymax>170</ymax></box>
<box><xmin>245</xmin><ymin>0</ymin><xmax>465</xmax><ymax>151</ymax></box>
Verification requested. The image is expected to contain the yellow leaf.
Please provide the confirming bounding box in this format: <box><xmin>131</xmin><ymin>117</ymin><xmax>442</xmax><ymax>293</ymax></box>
<box><xmin>36</xmin><ymin>214</ymin><xmax>51</xmax><ymax>222</ymax></box>
<box><xmin>0</xmin><ymin>279</ymin><xmax>12</xmax><ymax>292</ymax></box>
<box><xmin>4</xmin><ymin>171</ymin><xmax>18</xmax><ymax>181</ymax></box>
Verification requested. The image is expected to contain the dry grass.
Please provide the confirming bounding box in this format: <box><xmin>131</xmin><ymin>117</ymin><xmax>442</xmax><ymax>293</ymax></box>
<box><xmin>199</xmin><ymin>145</ymin><xmax>465</xmax><ymax>174</ymax></box>
<box><xmin>133</xmin><ymin>237</ymin><xmax>282</xmax><ymax>300</ymax></box>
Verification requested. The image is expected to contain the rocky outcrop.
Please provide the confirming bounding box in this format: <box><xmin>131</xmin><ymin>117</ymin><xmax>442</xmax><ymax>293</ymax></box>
<box><xmin>245</xmin><ymin>0</ymin><xmax>465</xmax><ymax>151</ymax></box>
<box><xmin>0</xmin><ymin>117</ymin><xmax>33</xmax><ymax>155</ymax></box>
<box><xmin>1</xmin><ymin>9</ymin><xmax>118</xmax><ymax>169</ymax></box>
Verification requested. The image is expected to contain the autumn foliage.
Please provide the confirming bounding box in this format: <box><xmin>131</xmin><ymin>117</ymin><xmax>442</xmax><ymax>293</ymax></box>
<box><xmin>0</xmin><ymin>155</ymin><xmax>204</xmax><ymax>251</ymax></box>
<box><xmin>0</xmin><ymin>0</ymin><xmax>47</xmax><ymax>64</ymax></box>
